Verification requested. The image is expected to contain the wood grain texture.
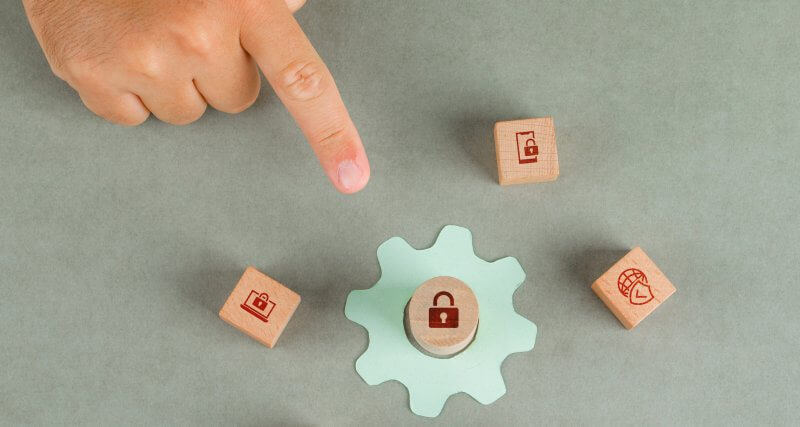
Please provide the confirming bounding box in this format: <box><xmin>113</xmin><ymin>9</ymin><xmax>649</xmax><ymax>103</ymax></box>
<box><xmin>591</xmin><ymin>247</ymin><xmax>676</xmax><ymax>329</ymax></box>
<box><xmin>219</xmin><ymin>267</ymin><xmax>301</xmax><ymax>348</ymax></box>
<box><xmin>494</xmin><ymin>117</ymin><xmax>559</xmax><ymax>185</ymax></box>
<box><xmin>405</xmin><ymin>276</ymin><xmax>479</xmax><ymax>356</ymax></box>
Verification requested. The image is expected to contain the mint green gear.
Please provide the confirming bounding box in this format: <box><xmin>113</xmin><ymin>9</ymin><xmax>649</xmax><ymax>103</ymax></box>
<box><xmin>345</xmin><ymin>225</ymin><xmax>538</xmax><ymax>417</ymax></box>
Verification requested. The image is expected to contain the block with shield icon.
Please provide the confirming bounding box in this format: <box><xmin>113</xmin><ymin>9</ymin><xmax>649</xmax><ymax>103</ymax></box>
<box><xmin>494</xmin><ymin>117</ymin><xmax>559</xmax><ymax>185</ymax></box>
<box><xmin>591</xmin><ymin>247</ymin><xmax>676</xmax><ymax>329</ymax></box>
<box><xmin>219</xmin><ymin>266</ymin><xmax>301</xmax><ymax>348</ymax></box>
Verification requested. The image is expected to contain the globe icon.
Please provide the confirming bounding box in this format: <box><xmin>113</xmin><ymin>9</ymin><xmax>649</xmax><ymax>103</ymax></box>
<box><xmin>617</xmin><ymin>268</ymin><xmax>648</xmax><ymax>298</ymax></box>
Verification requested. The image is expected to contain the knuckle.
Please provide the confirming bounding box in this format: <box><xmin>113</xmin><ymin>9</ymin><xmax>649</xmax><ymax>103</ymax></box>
<box><xmin>123</xmin><ymin>41</ymin><xmax>164</xmax><ymax>79</ymax></box>
<box><xmin>63</xmin><ymin>60</ymin><xmax>102</xmax><ymax>87</ymax></box>
<box><xmin>84</xmin><ymin>102</ymin><xmax>148</xmax><ymax>127</ymax></box>
<box><xmin>109</xmin><ymin>111</ymin><xmax>149</xmax><ymax>127</ymax></box>
<box><xmin>79</xmin><ymin>94</ymin><xmax>149</xmax><ymax>126</ymax></box>
<box><xmin>173</xmin><ymin>22</ymin><xmax>215</xmax><ymax>58</ymax></box>
<box><xmin>165</xmin><ymin>2</ymin><xmax>220</xmax><ymax>59</ymax></box>
<box><xmin>222</xmin><ymin>92</ymin><xmax>258</xmax><ymax>114</ymax></box>
<box><xmin>48</xmin><ymin>61</ymin><xmax>69</xmax><ymax>81</ymax></box>
<box><xmin>276</xmin><ymin>59</ymin><xmax>329</xmax><ymax>102</ymax></box>
<box><xmin>218</xmin><ymin>80</ymin><xmax>260</xmax><ymax>114</ymax></box>
<box><xmin>161</xmin><ymin>103</ymin><xmax>207</xmax><ymax>126</ymax></box>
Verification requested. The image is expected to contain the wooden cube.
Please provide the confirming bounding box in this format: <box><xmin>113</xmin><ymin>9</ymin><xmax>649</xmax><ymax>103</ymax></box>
<box><xmin>494</xmin><ymin>117</ymin><xmax>559</xmax><ymax>185</ymax></box>
<box><xmin>219</xmin><ymin>267</ymin><xmax>301</xmax><ymax>348</ymax></box>
<box><xmin>591</xmin><ymin>247</ymin><xmax>676</xmax><ymax>329</ymax></box>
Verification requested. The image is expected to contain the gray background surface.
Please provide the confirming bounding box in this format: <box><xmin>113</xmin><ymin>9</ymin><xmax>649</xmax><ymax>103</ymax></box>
<box><xmin>2</xmin><ymin>0</ymin><xmax>799</xmax><ymax>425</ymax></box>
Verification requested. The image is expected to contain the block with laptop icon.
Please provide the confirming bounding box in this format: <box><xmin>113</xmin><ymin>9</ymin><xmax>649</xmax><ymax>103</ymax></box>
<box><xmin>494</xmin><ymin>117</ymin><xmax>559</xmax><ymax>185</ymax></box>
<box><xmin>219</xmin><ymin>266</ymin><xmax>301</xmax><ymax>348</ymax></box>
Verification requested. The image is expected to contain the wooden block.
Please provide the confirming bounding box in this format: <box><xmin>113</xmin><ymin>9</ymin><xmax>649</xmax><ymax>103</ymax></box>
<box><xmin>219</xmin><ymin>267</ymin><xmax>301</xmax><ymax>348</ymax></box>
<box><xmin>591</xmin><ymin>247</ymin><xmax>676</xmax><ymax>329</ymax></box>
<box><xmin>405</xmin><ymin>276</ymin><xmax>479</xmax><ymax>357</ymax></box>
<box><xmin>494</xmin><ymin>117</ymin><xmax>559</xmax><ymax>185</ymax></box>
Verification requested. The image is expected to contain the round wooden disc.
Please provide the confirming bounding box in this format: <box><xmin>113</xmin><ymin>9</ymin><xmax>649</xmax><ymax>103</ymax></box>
<box><xmin>405</xmin><ymin>276</ymin><xmax>479</xmax><ymax>357</ymax></box>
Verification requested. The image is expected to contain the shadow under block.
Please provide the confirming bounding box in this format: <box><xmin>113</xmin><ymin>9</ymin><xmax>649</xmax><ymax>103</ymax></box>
<box><xmin>219</xmin><ymin>267</ymin><xmax>301</xmax><ymax>348</ymax></box>
<box><xmin>494</xmin><ymin>117</ymin><xmax>559</xmax><ymax>185</ymax></box>
<box><xmin>405</xmin><ymin>276</ymin><xmax>479</xmax><ymax>357</ymax></box>
<box><xmin>591</xmin><ymin>247</ymin><xmax>676</xmax><ymax>329</ymax></box>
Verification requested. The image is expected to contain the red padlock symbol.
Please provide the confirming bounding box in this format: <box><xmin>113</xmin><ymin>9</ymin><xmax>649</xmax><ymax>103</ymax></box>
<box><xmin>253</xmin><ymin>292</ymin><xmax>269</xmax><ymax>310</ymax></box>
<box><xmin>240</xmin><ymin>290</ymin><xmax>277</xmax><ymax>323</ymax></box>
<box><xmin>516</xmin><ymin>131</ymin><xmax>538</xmax><ymax>164</ymax></box>
<box><xmin>524</xmin><ymin>140</ymin><xmax>538</xmax><ymax>157</ymax></box>
<box><xmin>428</xmin><ymin>291</ymin><xmax>459</xmax><ymax>328</ymax></box>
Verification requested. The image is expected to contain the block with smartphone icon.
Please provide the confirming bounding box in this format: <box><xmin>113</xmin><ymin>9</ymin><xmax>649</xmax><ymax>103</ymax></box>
<box><xmin>494</xmin><ymin>117</ymin><xmax>559</xmax><ymax>185</ymax></box>
<box><xmin>219</xmin><ymin>266</ymin><xmax>301</xmax><ymax>348</ymax></box>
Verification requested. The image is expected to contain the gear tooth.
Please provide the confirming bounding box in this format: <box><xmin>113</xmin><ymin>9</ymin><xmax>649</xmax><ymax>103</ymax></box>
<box><xmin>431</xmin><ymin>225</ymin><xmax>475</xmax><ymax>259</ymax></box>
<box><xmin>464</xmin><ymin>367</ymin><xmax>507</xmax><ymax>405</ymax></box>
<box><xmin>355</xmin><ymin>348</ymin><xmax>394</xmax><ymax>385</ymax></box>
<box><xmin>498</xmin><ymin>314</ymin><xmax>538</xmax><ymax>353</ymax></box>
<box><xmin>408</xmin><ymin>384</ymin><xmax>451</xmax><ymax>417</ymax></box>
<box><xmin>344</xmin><ymin>289</ymin><xmax>370</xmax><ymax>322</ymax></box>
<box><xmin>376</xmin><ymin>236</ymin><xmax>414</xmax><ymax>260</ymax></box>
<box><xmin>375</xmin><ymin>237</ymin><xmax>422</xmax><ymax>282</ymax></box>
<box><xmin>514</xmin><ymin>316</ymin><xmax>538</xmax><ymax>352</ymax></box>
<box><xmin>490</xmin><ymin>256</ymin><xmax>526</xmax><ymax>289</ymax></box>
<box><xmin>345</xmin><ymin>288</ymin><xmax>396</xmax><ymax>326</ymax></box>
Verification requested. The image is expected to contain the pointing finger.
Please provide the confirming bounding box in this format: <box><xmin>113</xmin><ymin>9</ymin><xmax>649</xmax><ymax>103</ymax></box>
<box><xmin>240</xmin><ymin>0</ymin><xmax>369</xmax><ymax>194</ymax></box>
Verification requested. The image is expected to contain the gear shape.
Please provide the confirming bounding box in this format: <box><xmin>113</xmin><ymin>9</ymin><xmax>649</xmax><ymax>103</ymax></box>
<box><xmin>345</xmin><ymin>225</ymin><xmax>538</xmax><ymax>417</ymax></box>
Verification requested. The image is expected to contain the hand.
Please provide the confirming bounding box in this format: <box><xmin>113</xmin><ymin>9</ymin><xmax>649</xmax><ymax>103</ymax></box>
<box><xmin>23</xmin><ymin>0</ymin><xmax>370</xmax><ymax>193</ymax></box>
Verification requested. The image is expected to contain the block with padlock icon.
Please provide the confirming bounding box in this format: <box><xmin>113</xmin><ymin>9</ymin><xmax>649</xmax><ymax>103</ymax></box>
<box><xmin>407</xmin><ymin>276</ymin><xmax>480</xmax><ymax>356</ymax></box>
<box><xmin>219</xmin><ymin>267</ymin><xmax>301</xmax><ymax>348</ymax></box>
<box><xmin>428</xmin><ymin>291</ymin><xmax>459</xmax><ymax>328</ymax></box>
<box><xmin>494</xmin><ymin>117</ymin><xmax>559</xmax><ymax>185</ymax></box>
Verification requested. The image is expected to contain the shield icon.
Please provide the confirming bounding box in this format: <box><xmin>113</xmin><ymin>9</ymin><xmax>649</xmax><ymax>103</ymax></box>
<box><xmin>628</xmin><ymin>281</ymin><xmax>654</xmax><ymax>305</ymax></box>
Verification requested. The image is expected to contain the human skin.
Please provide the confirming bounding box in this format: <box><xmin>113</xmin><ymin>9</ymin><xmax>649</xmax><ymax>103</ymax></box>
<box><xmin>22</xmin><ymin>0</ymin><xmax>370</xmax><ymax>194</ymax></box>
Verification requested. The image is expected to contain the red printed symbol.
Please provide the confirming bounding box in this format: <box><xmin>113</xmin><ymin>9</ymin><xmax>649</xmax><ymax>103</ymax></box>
<box><xmin>617</xmin><ymin>268</ymin><xmax>654</xmax><ymax>305</ymax></box>
<box><xmin>516</xmin><ymin>131</ymin><xmax>538</xmax><ymax>164</ymax></box>
<box><xmin>428</xmin><ymin>291</ymin><xmax>459</xmax><ymax>328</ymax></box>
<box><xmin>241</xmin><ymin>290</ymin><xmax>277</xmax><ymax>322</ymax></box>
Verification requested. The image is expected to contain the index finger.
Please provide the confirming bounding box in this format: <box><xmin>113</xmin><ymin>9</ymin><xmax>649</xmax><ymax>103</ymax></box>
<box><xmin>240</xmin><ymin>0</ymin><xmax>370</xmax><ymax>194</ymax></box>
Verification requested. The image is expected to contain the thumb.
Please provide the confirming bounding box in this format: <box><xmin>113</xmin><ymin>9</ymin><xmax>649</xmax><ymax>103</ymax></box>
<box><xmin>240</xmin><ymin>0</ymin><xmax>370</xmax><ymax>194</ymax></box>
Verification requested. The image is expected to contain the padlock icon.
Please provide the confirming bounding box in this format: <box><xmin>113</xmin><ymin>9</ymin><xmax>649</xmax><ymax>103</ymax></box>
<box><xmin>524</xmin><ymin>140</ymin><xmax>538</xmax><ymax>156</ymax></box>
<box><xmin>516</xmin><ymin>131</ymin><xmax>538</xmax><ymax>164</ymax></box>
<box><xmin>428</xmin><ymin>291</ymin><xmax>459</xmax><ymax>328</ymax></box>
<box><xmin>253</xmin><ymin>292</ymin><xmax>269</xmax><ymax>310</ymax></box>
<box><xmin>241</xmin><ymin>290</ymin><xmax>276</xmax><ymax>323</ymax></box>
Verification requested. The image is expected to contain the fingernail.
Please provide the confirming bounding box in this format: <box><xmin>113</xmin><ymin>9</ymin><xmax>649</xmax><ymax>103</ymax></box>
<box><xmin>337</xmin><ymin>159</ymin><xmax>363</xmax><ymax>192</ymax></box>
